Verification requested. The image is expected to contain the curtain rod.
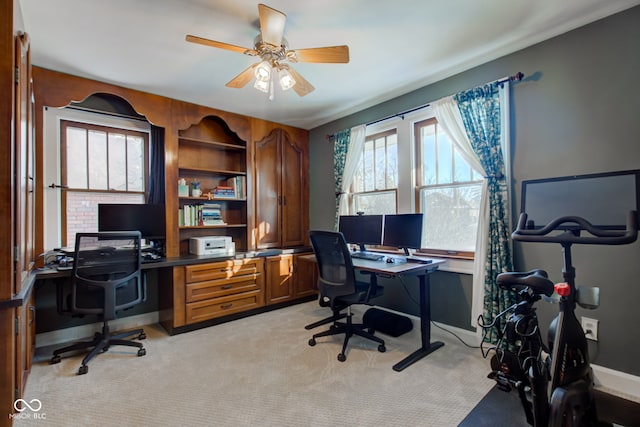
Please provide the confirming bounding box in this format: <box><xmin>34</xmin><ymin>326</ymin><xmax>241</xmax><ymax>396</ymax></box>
<box><xmin>326</xmin><ymin>72</ymin><xmax>524</xmax><ymax>140</ymax></box>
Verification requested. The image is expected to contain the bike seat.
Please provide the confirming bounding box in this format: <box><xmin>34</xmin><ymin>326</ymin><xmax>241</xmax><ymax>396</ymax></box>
<box><xmin>497</xmin><ymin>269</ymin><xmax>555</xmax><ymax>296</ymax></box>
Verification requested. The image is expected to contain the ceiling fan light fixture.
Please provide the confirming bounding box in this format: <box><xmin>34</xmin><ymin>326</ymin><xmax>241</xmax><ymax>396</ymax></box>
<box><xmin>278</xmin><ymin>67</ymin><xmax>296</xmax><ymax>91</ymax></box>
<box><xmin>253</xmin><ymin>78</ymin><xmax>270</xmax><ymax>93</ymax></box>
<box><xmin>254</xmin><ymin>60</ymin><xmax>271</xmax><ymax>82</ymax></box>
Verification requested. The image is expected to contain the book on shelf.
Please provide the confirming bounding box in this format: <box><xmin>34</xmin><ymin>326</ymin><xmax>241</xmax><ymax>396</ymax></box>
<box><xmin>213</xmin><ymin>185</ymin><xmax>236</xmax><ymax>199</ymax></box>
<box><xmin>224</xmin><ymin>176</ymin><xmax>246</xmax><ymax>199</ymax></box>
<box><xmin>179</xmin><ymin>203</ymin><xmax>226</xmax><ymax>227</ymax></box>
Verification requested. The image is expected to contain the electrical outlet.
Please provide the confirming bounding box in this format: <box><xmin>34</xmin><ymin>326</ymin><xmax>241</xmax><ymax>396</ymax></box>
<box><xmin>581</xmin><ymin>316</ymin><xmax>599</xmax><ymax>341</ymax></box>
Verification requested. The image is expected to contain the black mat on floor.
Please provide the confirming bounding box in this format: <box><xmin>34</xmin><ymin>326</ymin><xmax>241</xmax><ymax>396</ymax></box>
<box><xmin>460</xmin><ymin>385</ymin><xmax>640</xmax><ymax>427</ymax></box>
<box><xmin>458</xmin><ymin>385</ymin><xmax>530</xmax><ymax>427</ymax></box>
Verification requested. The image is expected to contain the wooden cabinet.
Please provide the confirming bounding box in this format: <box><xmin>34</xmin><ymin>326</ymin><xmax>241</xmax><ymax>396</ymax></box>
<box><xmin>1</xmin><ymin>7</ymin><xmax>37</xmax><ymax>421</ymax></box>
<box><xmin>254</xmin><ymin>127</ymin><xmax>309</xmax><ymax>249</ymax></box>
<box><xmin>294</xmin><ymin>254</ymin><xmax>319</xmax><ymax>298</ymax></box>
<box><xmin>182</xmin><ymin>258</ymin><xmax>264</xmax><ymax>325</ymax></box>
<box><xmin>178</xmin><ymin>116</ymin><xmax>249</xmax><ymax>254</ymax></box>
<box><xmin>265</xmin><ymin>253</ymin><xmax>317</xmax><ymax>305</ymax></box>
<box><xmin>15</xmin><ymin>294</ymin><xmax>36</xmax><ymax>398</ymax></box>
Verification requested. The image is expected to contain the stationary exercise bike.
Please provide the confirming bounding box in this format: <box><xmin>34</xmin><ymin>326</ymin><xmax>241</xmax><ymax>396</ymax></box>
<box><xmin>479</xmin><ymin>210</ymin><xmax>638</xmax><ymax>426</ymax></box>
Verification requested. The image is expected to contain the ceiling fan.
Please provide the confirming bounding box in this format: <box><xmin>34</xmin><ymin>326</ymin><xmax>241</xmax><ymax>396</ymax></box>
<box><xmin>186</xmin><ymin>3</ymin><xmax>349</xmax><ymax>98</ymax></box>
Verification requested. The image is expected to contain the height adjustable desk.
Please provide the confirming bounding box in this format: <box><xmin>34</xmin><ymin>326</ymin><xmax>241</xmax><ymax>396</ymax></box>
<box><xmin>351</xmin><ymin>257</ymin><xmax>446</xmax><ymax>372</ymax></box>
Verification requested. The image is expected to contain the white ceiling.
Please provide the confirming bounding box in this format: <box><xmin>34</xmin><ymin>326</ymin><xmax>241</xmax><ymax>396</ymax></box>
<box><xmin>19</xmin><ymin>0</ymin><xmax>640</xmax><ymax>130</ymax></box>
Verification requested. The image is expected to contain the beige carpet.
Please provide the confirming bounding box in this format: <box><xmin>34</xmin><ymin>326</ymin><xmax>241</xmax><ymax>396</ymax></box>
<box><xmin>17</xmin><ymin>301</ymin><xmax>493</xmax><ymax>427</ymax></box>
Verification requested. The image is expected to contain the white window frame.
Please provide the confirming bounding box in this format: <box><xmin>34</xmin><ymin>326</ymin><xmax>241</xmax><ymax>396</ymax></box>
<box><xmin>344</xmin><ymin>108</ymin><xmax>480</xmax><ymax>268</ymax></box>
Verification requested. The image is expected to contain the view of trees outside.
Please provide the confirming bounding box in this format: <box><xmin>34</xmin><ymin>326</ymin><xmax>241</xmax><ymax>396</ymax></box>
<box><xmin>351</xmin><ymin>131</ymin><xmax>398</xmax><ymax>214</ymax></box>
<box><xmin>418</xmin><ymin>121</ymin><xmax>482</xmax><ymax>252</ymax></box>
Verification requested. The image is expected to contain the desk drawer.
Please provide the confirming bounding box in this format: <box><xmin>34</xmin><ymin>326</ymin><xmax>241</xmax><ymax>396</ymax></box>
<box><xmin>185</xmin><ymin>259</ymin><xmax>261</xmax><ymax>283</ymax></box>
<box><xmin>185</xmin><ymin>290</ymin><xmax>263</xmax><ymax>323</ymax></box>
<box><xmin>186</xmin><ymin>274</ymin><xmax>261</xmax><ymax>303</ymax></box>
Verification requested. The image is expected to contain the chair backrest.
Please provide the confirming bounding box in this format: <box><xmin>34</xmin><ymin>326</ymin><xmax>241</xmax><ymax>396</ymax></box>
<box><xmin>71</xmin><ymin>231</ymin><xmax>143</xmax><ymax>320</ymax></box>
<box><xmin>309</xmin><ymin>230</ymin><xmax>357</xmax><ymax>302</ymax></box>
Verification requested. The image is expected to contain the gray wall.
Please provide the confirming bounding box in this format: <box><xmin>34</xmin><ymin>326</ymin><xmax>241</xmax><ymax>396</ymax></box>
<box><xmin>309</xmin><ymin>7</ymin><xmax>640</xmax><ymax>376</ymax></box>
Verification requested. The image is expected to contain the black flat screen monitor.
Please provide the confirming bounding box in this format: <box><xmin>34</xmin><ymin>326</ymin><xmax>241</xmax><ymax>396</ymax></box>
<box><xmin>383</xmin><ymin>213</ymin><xmax>424</xmax><ymax>255</ymax></box>
<box><xmin>338</xmin><ymin>215</ymin><xmax>383</xmax><ymax>252</ymax></box>
<box><xmin>98</xmin><ymin>204</ymin><xmax>166</xmax><ymax>240</ymax></box>
<box><xmin>521</xmin><ymin>170</ymin><xmax>640</xmax><ymax>230</ymax></box>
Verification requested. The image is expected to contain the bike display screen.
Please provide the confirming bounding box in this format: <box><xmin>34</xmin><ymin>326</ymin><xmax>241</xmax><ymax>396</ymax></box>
<box><xmin>521</xmin><ymin>170</ymin><xmax>639</xmax><ymax>230</ymax></box>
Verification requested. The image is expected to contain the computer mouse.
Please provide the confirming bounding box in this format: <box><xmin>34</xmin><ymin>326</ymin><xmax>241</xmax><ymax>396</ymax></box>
<box><xmin>385</xmin><ymin>257</ymin><xmax>395</xmax><ymax>263</ymax></box>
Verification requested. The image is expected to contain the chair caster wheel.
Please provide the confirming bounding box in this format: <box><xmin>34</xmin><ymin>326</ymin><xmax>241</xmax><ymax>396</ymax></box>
<box><xmin>308</xmin><ymin>338</ymin><xmax>316</xmax><ymax>346</ymax></box>
<box><xmin>378</xmin><ymin>344</ymin><xmax>386</xmax><ymax>353</ymax></box>
<box><xmin>50</xmin><ymin>355</ymin><xmax>61</xmax><ymax>364</ymax></box>
<box><xmin>138</xmin><ymin>332</ymin><xmax>146</xmax><ymax>340</ymax></box>
<box><xmin>78</xmin><ymin>365</ymin><xmax>88</xmax><ymax>375</ymax></box>
<box><xmin>137</xmin><ymin>348</ymin><xmax>146</xmax><ymax>357</ymax></box>
<box><xmin>337</xmin><ymin>353</ymin><xmax>346</xmax><ymax>362</ymax></box>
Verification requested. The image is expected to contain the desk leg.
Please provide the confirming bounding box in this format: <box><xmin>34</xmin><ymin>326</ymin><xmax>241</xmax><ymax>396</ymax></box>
<box><xmin>392</xmin><ymin>272</ymin><xmax>444</xmax><ymax>372</ymax></box>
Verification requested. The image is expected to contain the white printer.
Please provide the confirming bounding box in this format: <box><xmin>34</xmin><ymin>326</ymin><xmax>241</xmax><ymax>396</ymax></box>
<box><xmin>189</xmin><ymin>236</ymin><xmax>235</xmax><ymax>256</ymax></box>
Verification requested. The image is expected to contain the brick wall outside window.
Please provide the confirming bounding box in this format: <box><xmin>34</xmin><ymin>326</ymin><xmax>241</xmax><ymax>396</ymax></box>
<box><xmin>65</xmin><ymin>191</ymin><xmax>143</xmax><ymax>245</ymax></box>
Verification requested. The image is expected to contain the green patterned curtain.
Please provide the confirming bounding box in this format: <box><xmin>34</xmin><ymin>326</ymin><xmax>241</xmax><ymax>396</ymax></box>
<box><xmin>454</xmin><ymin>84</ymin><xmax>515</xmax><ymax>343</ymax></box>
<box><xmin>333</xmin><ymin>128</ymin><xmax>351</xmax><ymax>230</ymax></box>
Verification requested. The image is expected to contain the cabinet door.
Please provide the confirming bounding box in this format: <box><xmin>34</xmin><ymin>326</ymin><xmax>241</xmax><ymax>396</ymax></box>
<box><xmin>265</xmin><ymin>255</ymin><xmax>294</xmax><ymax>304</ymax></box>
<box><xmin>14</xmin><ymin>32</ymin><xmax>35</xmax><ymax>290</ymax></box>
<box><xmin>255</xmin><ymin>130</ymin><xmax>282</xmax><ymax>249</ymax></box>
<box><xmin>15</xmin><ymin>294</ymin><xmax>35</xmax><ymax>399</ymax></box>
<box><xmin>280</xmin><ymin>133</ymin><xmax>306</xmax><ymax>247</ymax></box>
<box><xmin>294</xmin><ymin>254</ymin><xmax>318</xmax><ymax>298</ymax></box>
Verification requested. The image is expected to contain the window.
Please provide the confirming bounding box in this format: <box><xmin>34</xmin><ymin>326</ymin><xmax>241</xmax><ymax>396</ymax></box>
<box><xmin>60</xmin><ymin>120</ymin><xmax>149</xmax><ymax>246</ymax></box>
<box><xmin>415</xmin><ymin>118</ymin><xmax>482</xmax><ymax>257</ymax></box>
<box><xmin>348</xmin><ymin>129</ymin><xmax>398</xmax><ymax>215</ymax></box>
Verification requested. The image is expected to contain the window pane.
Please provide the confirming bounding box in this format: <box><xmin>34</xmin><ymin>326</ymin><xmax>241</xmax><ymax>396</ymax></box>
<box><xmin>363</xmin><ymin>140</ymin><xmax>374</xmax><ymax>192</ymax></box>
<box><xmin>386</xmin><ymin>134</ymin><xmax>398</xmax><ymax>188</ymax></box>
<box><xmin>420</xmin><ymin>183</ymin><xmax>482</xmax><ymax>252</ymax></box>
<box><xmin>454</xmin><ymin>149</ymin><xmax>471</xmax><ymax>182</ymax></box>
<box><xmin>421</xmin><ymin>126</ymin><xmax>436</xmax><ymax>185</ymax></box>
<box><xmin>353</xmin><ymin>191</ymin><xmax>396</xmax><ymax>215</ymax></box>
<box><xmin>66</xmin><ymin>127</ymin><xmax>88</xmax><ymax>189</ymax></box>
<box><xmin>108</xmin><ymin>133</ymin><xmax>127</xmax><ymax>190</ymax></box>
<box><xmin>437</xmin><ymin>132</ymin><xmax>453</xmax><ymax>184</ymax></box>
<box><xmin>374</xmin><ymin>137</ymin><xmax>386</xmax><ymax>189</ymax></box>
<box><xmin>88</xmin><ymin>130</ymin><xmax>108</xmax><ymax>189</ymax></box>
<box><xmin>127</xmin><ymin>135</ymin><xmax>144</xmax><ymax>191</ymax></box>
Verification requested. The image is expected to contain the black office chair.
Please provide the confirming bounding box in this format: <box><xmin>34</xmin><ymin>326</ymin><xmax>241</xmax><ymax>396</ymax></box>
<box><xmin>50</xmin><ymin>231</ymin><xmax>147</xmax><ymax>375</ymax></box>
<box><xmin>307</xmin><ymin>230</ymin><xmax>386</xmax><ymax>362</ymax></box>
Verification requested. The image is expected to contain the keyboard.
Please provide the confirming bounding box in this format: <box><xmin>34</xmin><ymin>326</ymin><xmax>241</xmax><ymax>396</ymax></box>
<box><xmin>351</xmin><ymin>252</ymin><xmax>384</xmax><ymax>261</ymax></box>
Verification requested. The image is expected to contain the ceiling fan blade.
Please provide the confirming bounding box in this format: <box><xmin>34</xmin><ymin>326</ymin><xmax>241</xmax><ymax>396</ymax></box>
<box><xmin>186</xmin><ymin>34</ymin><xmax>257</xmax><ymax>56</ymax></box>
<box><xmin>226</xmin><ymin>63</ymin><xmax>259</xmax><ymax>89</ymax></box>
<box><xmin>286</xmin><ymin>66</ymin><xmax>315</xmax><ymax>97</ymax></box>
<box><xmin>258</xmin><ymin>3</ymin><xmax>286</xmax><ymax>46</ymax></box>
<box><xmin>289</xmin><ymin>45</ymin><xmax>350</xmax><ymax>63</ymax></box>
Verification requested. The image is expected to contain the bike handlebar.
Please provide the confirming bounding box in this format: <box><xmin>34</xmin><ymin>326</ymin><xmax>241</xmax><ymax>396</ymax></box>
<box><xmin>512</xmin><ymin>211</ymin><xmax>638</xmax><ymax>245</ymax></box>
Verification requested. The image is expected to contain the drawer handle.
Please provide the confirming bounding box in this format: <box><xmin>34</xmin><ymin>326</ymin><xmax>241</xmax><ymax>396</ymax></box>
<box><xmin>220</xmin><ymin>303</ymin><xmax>233</xmax><ymax>310</ymax></box>
<box><xmin>221</xmin><ymin>285</ymin><xmax>233</xmax><ymax>290</ymax></box>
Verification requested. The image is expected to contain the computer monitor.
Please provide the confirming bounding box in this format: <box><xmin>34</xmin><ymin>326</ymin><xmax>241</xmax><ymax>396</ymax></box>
<box><xmin>98</xmin><ymin>204</ymin><xmax>166</xmax><ymax>241</ymax></box>
<box><xmin>338</xmin><ymin>215</ymin><xmax>383</xmax><ymax>252</ymax></box>
<box><xmin>382</xmin><ymin>213</ymin><xmax>424</xmax><ymax>255</ymax></box>
<box><xmin>521</xmin><ymin>170</ymin><xmax>640</xmax><ymax>230</ymax></box>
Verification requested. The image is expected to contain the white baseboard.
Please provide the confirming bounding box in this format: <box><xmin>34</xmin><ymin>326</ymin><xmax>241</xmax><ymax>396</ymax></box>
<box><xmin>35</xmin><ymin>311</ymin><xmax>159</xmax><ymax>348</ymax></box>
<box><xmin>592</xmin><ymin>364</ymin><xmax>640</xmax><ymax>402</ymax></box>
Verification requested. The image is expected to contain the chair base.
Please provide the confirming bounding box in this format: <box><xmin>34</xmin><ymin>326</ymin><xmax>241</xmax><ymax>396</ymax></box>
<box><xmin>308</xmin><ymin>310</ymin><xmax>386</xmax><ymax>362</ymax></box>
<box><xmin>50</xmin><ymin>321</ymin><xmax>146</xmax><ymax>375</ymax></box>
